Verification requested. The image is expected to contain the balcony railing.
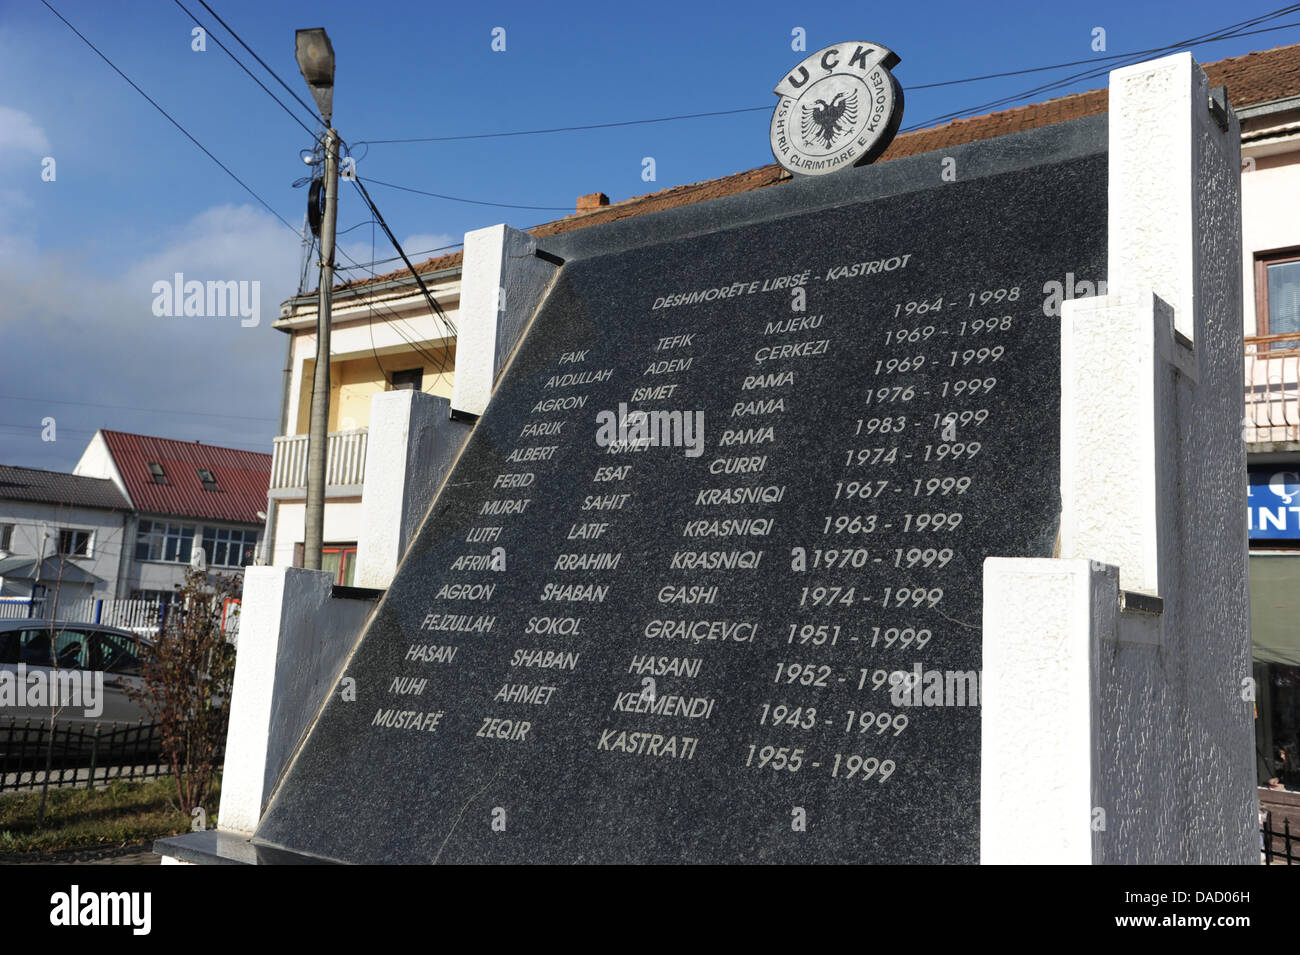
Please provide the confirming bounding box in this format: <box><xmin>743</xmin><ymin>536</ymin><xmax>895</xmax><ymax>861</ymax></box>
<box><xmin>1245</xmin><ymin>334</ymin><xmax>1300</xmax><ymax>444</ymax></box>
<box><xmin>270</xmin><ymin>429</ymin><xmax>368</xmax><ymax>492</ymax></box>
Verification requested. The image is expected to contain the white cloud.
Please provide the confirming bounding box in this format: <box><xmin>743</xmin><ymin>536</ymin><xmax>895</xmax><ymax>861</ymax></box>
<box><xmin>0</xmin><ymin>203</ymin><xmax>297</xmax><ymax>468</ymax></box>
<box><xmin>0</xmin><ymin>106</ymin><xmax>51</xmax><ymax>159</ymax></box>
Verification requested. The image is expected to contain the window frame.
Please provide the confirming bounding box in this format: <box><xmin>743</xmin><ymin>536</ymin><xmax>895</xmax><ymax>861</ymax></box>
<box><xmin>295</xmin><ymin>541</ymin><xmax>357</xmax><ymax>586</ymax></box>
<box><xmin>135</xmin><ymin>519</ymin><xmax>195</xmax><ymax>563</ymax></box>
<box><xmin>1254</xmin><ymin>247</ymin><xmax>1300</xmax><ymax>350</ymax></box>
<box><xmin>57</xmin><ymin>527</ymin><xmax>92</xmax><ymax>558</ymax></box>
<box><xmin>201</xmin><ymin>526</ymin><xmax>257</xmax><ymax>567</ymax></box>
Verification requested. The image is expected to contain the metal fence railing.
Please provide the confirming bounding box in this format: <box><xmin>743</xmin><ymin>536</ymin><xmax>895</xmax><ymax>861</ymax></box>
<box><xmin>1245</xmin><ymin>334</ymin><xmax>1300</xmax><ymax>444</ymax></box>
<box><xmin>0</xmin><ymin>719</ymin><xmax>176</xmax><ymax>793</ymax></box>
<box><xmin>1263</xmin><ymin>811</ymin><xmax>1299</xmax><ymax>865</ymax></box>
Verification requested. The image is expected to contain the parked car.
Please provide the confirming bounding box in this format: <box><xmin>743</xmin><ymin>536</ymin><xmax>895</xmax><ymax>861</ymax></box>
<box><xmin>0</xmin><ymin>619</ymin><xmax>156</xmax><ymax>729</ymax></box>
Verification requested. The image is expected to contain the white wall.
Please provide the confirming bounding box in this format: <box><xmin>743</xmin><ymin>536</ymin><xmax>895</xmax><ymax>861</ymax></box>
<box><xmin>268</xmin><ymin>498</ymin><xmax>363</xmax><ymax>569</ymax></box>
<box><xmin>283</xmin><ymin>283</ymin><xmax>460</xmax><ymax>434</ymax></box>
<box><xmin>218</xmin><ymin>566</ymin><xmax>376</xmax><ymax>834</ymax></box>
<box><xmin>0</xmin><ymin>500</ymin><xmax>126</xmax><ymax>600</ymax></box>
<box><xmin>451</xmin><ymin>225</ymin><xmax>558</xmax><ymax>417</ymax></box>
<box><xmin>356</xmin><ymin>391</ymin><xmax>471</xmax><ymax>589</ymax></box>
<box><xmin>1241</xmin><ymin>141</ymin><xmax>1300</xmax><ymax>335</ymax></box>
<box><xmin>983</xmin><ymin>53</ymin><xmax>1256</xmax><ymax>864</ymax></box>
<box><xmin>72</xmin><ymin>432</ymin><xmax>129</xmax><ymax>501</ymax></box>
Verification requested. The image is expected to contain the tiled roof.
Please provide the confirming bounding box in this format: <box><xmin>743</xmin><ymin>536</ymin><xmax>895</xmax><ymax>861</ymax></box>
<box><xmin>99</xmin><ymin>430</ymin><xmax>270</xmax><ymax>525</ymax></box>
<box><xmin>333</xmin><ymin>42</ymin><xmax>1300</xmax><ymax>294</ymax></box>
<box><xmin>0</xmin><ymin>465</ymin><xmax>129</xmax><ymax>511</ymax></box>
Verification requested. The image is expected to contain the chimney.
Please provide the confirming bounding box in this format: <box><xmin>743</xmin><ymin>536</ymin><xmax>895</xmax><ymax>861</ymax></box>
<box><xmin>576</xmin><ymin>192</ymin><xmax>610</xmax><ymax>213</ymax></box>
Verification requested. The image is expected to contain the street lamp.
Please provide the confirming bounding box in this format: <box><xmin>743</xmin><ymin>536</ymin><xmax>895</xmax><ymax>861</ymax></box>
<box><xmin>294</xmin><ymin>28</ymin><xmax>334</xmax><ymax>124</ymax></box>
<box><xmin>296</xmin><ymin>27</ymin><xmax>339</xmax><ymax>572</ymax></box>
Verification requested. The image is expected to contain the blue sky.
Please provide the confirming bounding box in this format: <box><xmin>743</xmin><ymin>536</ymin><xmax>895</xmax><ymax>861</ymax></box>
<box><xmin>1</xmin><ymin>0</ymin><xmax>1297</xmax><ymax>470</ymax></box>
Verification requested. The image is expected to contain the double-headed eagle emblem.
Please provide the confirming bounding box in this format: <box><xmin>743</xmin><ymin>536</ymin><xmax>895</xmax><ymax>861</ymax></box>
<box><xmin>800</xmin><ymin>91</ymin><xmax>858</xmax><ymax>149</ymax></box>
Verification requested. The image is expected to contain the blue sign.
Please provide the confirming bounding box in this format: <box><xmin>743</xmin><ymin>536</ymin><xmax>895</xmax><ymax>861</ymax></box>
<box><xmin>1248</xmin><ymin>469</ymin><xmax>1300</xmax><ymax>540</ymax></box>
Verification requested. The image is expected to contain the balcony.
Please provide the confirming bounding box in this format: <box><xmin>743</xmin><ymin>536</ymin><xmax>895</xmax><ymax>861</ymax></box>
<box><xmin>1245</xmin><ymin>334</ymin><xmax>1300</xmax><ymax>445</ymax></box>
<box><xmin>269</xmin><ymin>429</ymin><xmax>368</xmax><ymax>497</ymax></box>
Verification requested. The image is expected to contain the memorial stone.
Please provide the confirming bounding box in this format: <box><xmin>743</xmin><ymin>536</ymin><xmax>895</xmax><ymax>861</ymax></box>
<box><xmin>253</xmin><ymin>120</ymin><xmax>1108</xmax><ymax>863</ymax></box>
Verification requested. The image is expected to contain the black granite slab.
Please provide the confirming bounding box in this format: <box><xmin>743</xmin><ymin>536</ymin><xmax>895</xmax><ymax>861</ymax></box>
<box><xmin>254</xmin><ymin>126</ymin><xmax>1107</xmax><ymax>864</ymax></box>
<box><xmin>154</xmin><ymin>830</ymin><xmax>336</xmax><ymax>865</ymax></box>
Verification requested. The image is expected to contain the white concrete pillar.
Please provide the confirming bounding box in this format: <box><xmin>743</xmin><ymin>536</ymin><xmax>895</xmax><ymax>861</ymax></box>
<box><xmin>355</xmin><ymin>390</ymin><xmax>469</xmax><ymax>590</ymax></box>
<box><xmin>450</xmin><ymin>224</ymin><xmax>559</xmax><ymax>417</ymax></box>
<box><xmin>981</xmin><ymin>52</ymin><xmax>1253</xmax><ymax>864</ymax></box>
<box><xmin>981</xmin><ymin>558</ymin><xmax>1112</xmax><ymax>864</ymax></box>
<box><xmin>218</xmin><ymin>566</ymin><xmax>373</xmax><ymax>834</ymax></box>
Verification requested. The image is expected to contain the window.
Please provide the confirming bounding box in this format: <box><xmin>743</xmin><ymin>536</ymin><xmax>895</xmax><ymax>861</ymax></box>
<box><xmin>295</xmin><ymin>541</ymin><xmax>357</xmax><ymax>586</ymax></box>
<box><xmin>0</xmin><ymin>524</ymin><xmax>12</xmax><ymax>551</ymax></box>
<box><xmin>57</xmin><ymin>528</ymin><xmax>92</xmax><ymax>557</ymax></box>
<box><xmin>135</xmin><ymin>520</ymin><xmax>194</xmax><ymax>562</ymax></box>
<box><xmin>94</xmin><ymin>630</ymin><xmax>143</xmax><ymax>676</ymax></box>
<box><xmin>147</xmin><ymin>462</ymin><xmax>168</xmax><ymax>485</ymax></box>
<box><xmin>1255</xmin><ymin>249</ymin><xmax>1300</xmax><ymax>350</ymax></box>
<box><xmin>197</xmin><ymin>468</ymin><xmax>218</xmax><ymax>491</ymax></box>
<box><xmin>18</xmin><ymin>627</ymin><xmax>88</xmax><ymax>669</ymax></box>
<box><xmin>201</xmin><ymin>527</ymin><xmax>257</xmax><ymax>567</ymax></box>
<box><xmin>390</xmin><ymin>368</ymin><xmax>423</xmax><ymax>392</ymax></box>
<box><xmin>321</xmin><ymin>544</ymin><xmax>357</xmax><ymax>586</ymax></box>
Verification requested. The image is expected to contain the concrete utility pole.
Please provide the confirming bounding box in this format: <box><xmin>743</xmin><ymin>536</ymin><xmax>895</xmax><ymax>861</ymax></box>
<box><xmin>296</xmin><ymin>28</ymin><xmax>337</xmax><ymax>571</ymax></box>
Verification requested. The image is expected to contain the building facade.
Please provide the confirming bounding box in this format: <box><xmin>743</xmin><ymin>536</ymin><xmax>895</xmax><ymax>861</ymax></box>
<box><xmin>266</xmin><ymin>264</ymin><xmax>460</xmax><ymax>582</ymax></box>
<box><xmin>73</xmin><ymin>430</ymin><xmax>271</xmax><ymax>602</ymax></box>
<box><xmin>1240</xmin><ymin>88</ymin><xmax>1300</xmax><ymax>795</ymax></box>
<box><xmin>0</xmin><ymin>465</ymin><xmax>131</xmax><ymax>613</ymax></box>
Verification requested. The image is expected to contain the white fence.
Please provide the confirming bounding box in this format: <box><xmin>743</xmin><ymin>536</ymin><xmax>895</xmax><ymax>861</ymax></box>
<box><xmin>0</xmin><ymin>596</ymin><xmax>239</xmax><ymax>641</ymax></box>
<box><xmin>0</xmin><ymin>598</ymin><xmax>162</xmax><ymax>636</ymax></box>
<box><xmin>271</xmin><ymin>428</ymin><xmax>368</xmax><ymax>490</ymax></box>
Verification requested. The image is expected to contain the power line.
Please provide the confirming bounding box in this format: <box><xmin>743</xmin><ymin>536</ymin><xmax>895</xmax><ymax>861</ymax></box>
<box><xmin>355</xmin><ymin>15</ymin><xmax>1300</xmax><ymax>148</ymax></box>
<box><xmin>0</xmin><ymin>393</ymin><xmax>277</xmax><ymax>423</ymax></box>
<box><xmin>169</xmin><ymin>0</ymin><xmax>320</xmax><ymax>142</ymax></box>
<box><xmin>332</xmin><ymin>243</ymin><xmax>456</xmax><ymax>384</ymax></box>
<box><xmin>335</xmin><ymin>241</ymin><xmax>464</xmax><ymax>273</ymax></box>
<box><xmin>908</xmin><ymin>17</ymin><xmax>1300</xmax><ymax>90</ymax></box>
<box><xmin>357</xmin><ymin>105</ymin><xmax>772</xmax><ymax>145</ymax></box>
<box><xmin>195</xmin><ymin>0</ymin><xmax>323</xmax><ymax>125</ymax></box>
<box><xmin>903</xmin><ymin>7</ymin><xmax>1300</xmax><ymax>131</ymax></box>
<box><xmin>38</xmin><ymin>0</ymin><xmax>299</xmax><ymax>236</ymax></box>
<box><xmin>358</xmin><ymin>176</ymin><xmax>571</xmax><ymax>212</ymax></box>
<box><xmin>0</xmin><ymin>423</ymin><xmax>272</xmax><ymax>455</ymax></box>
<box><xmin>350</xmin><ymin>179</ymin><xmax>458</xmax><ymax>339</ymax></box>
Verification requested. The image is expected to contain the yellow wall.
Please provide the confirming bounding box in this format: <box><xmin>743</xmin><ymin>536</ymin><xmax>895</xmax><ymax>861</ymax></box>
<box><xmin>294</xmin><ymin>346</ymin><xmax>456</xmax><ymax>434</ymax></box>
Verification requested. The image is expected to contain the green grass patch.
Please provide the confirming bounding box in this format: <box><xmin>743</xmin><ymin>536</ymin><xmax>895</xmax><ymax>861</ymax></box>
<box><xmin>0</xmin><ymin>775</ymin><xmax>221</xmax><ymax>855</ymax></box>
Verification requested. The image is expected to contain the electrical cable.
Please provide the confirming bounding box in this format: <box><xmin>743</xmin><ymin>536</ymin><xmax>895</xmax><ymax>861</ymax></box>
<box><xmin>348</xmin><ymin>179</ymin><xmax>458</xmax><ymax>340</ymax></box>
<box><xmin>38</xmin><ymin>0</ymin><xmax>300</xmax><ymax>236</ymax></box>
<box><xmin>169</xmin><ymin>0</ymin><xmax>322</xmax><ymax>143</ymax></box>
<box><xmin>196</xmin><ymin>0</ymin><xmax>324</xmax><ymax>125</ymax></box>
<box><xmin>354</xmin><ymin>11</ymin><xmax>1300</xmax><ymax>149</ymax></box>
<box><xmin>902</xmin><ymin>6</ymin><xmax>1300</xmax><ymax>130</ymax></box>
<box><xmin>357</xmin><ymin>177</ymin><xmax>571</xmax><ymax>212</ymax></box>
